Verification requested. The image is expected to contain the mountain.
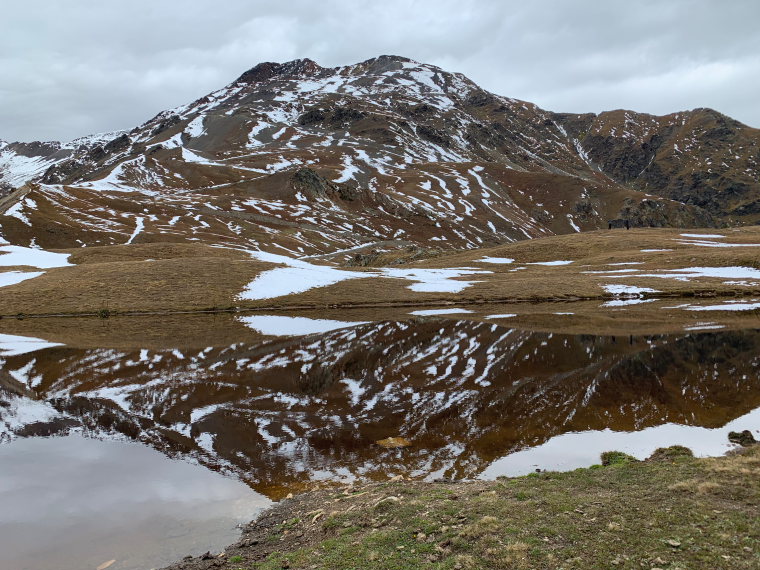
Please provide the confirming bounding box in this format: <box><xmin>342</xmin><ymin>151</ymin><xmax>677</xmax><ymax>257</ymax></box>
<box><xmin>2</xmin><ymin>320</ymin><xmax>758</xmax><ymax>497</ymax></box>
<box><xmin>0</xmin><ymin>132</ymin><xmax>127</xmax><ymax>194</ymax></box>
<box><xmin>4</xmin><ymin>55</ymin><xmax>750</xmax><ymax>257</ymax></box>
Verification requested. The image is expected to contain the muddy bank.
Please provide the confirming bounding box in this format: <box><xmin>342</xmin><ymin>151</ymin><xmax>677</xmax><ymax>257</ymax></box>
<box><xmin>163</xmin><ymin>445</ymin><xmax>760</xmax><ymax>570</ymax></box>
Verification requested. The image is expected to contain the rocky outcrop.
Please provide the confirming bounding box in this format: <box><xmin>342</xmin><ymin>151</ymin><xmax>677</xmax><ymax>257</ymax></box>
<box><xmin>554</xmin><ymin>108</ymin><xmax>760</xmax><ymax>221</ymax></box>
<box><xmin>291</xmin><ymin>168</ymin><xmax>361</xmax><ymax>202</ymax></box>
<box><xmin>619</xmin><ymin>197</ymin><xmax>715</xmax><ymax>228</ymax></box>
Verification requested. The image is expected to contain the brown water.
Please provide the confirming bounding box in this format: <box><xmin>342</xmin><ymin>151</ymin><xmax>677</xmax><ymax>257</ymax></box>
<box><xmin>1</xmin><ymin>313</ymin><xmax>760</xmax><ymax>568</ymax></box>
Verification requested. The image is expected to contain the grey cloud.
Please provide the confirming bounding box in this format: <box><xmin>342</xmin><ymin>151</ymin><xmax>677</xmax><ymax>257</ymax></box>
<box><xmin>2</xmin><ymin>0</ymin><xmax>758</xmax><ymax>142</ymax></box>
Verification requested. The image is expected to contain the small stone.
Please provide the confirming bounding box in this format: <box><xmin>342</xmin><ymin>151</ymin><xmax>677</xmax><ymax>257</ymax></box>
<box><xmin>666</xmin><ymin>539</ymin><xmax>681</xmax><ymax>548</ymax></box>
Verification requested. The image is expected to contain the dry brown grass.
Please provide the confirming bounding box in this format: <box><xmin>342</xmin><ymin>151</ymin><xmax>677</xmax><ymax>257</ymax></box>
<box><xmin>0</xmin><ymin>312</ymin><xmax>267</xmax><ymax>349</ymax></box>
<box><xmin>3</xmin><ymin>227</ymin><xmax>760</xmax><ymax>318</ymax></box>
<box><xmin>0</xmin><ymin>248</ymin><xmax>273</xmax><ymax>316</ymax></box>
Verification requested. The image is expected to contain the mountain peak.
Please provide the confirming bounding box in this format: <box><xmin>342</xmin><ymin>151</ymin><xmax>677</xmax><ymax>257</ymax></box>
<box><xmin>235</xmin><ymin>58</ymin><xmax>322</xmax><ymax>84</ymax></box>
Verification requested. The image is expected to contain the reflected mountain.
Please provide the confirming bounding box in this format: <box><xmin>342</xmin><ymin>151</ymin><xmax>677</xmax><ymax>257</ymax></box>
<box><xmin>1</xmin><ymin>319</ymin><xmax>759</xmax><ymax>498</ymax></box>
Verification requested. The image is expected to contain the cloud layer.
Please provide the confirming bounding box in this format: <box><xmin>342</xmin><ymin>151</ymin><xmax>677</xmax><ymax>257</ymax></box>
<box><xmin>3</xmin><ymin>0</ymin><xmax>759</xmax><ymax>141</ymax></box>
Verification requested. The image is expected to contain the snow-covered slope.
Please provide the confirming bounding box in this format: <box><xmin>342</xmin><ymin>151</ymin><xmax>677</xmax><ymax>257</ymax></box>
<box><xmin>3</xmin><ymin>56</ymin><xmax>754</xmax><ymax>255</ymax></box>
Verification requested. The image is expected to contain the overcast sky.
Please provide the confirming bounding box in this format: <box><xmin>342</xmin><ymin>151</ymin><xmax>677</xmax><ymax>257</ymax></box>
<box><xmin>2</xmin><ymin>0</ymin><xmax>758</xmax><ymax>142</ymax></box>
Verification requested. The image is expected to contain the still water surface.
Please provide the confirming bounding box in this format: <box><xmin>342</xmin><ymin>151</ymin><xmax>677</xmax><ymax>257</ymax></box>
<box><xmin>1</xmin><ymin>313</ymin><xmax>759</xmax><ymax>569</ymax></box>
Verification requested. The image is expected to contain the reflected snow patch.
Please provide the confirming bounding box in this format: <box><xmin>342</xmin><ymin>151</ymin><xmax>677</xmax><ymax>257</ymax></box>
<box><xmin>238</xmin><ymin>315</ymin><xmax>369</xmax><ymax>336</ymax></box>
<box><xmin>409</xmin><ymin>308</ymin><xmax>473</xmax><ymax>316</ymax></box>
<box><xmin>0</xmin><ymin>333</ymin><xmax>63</xmax><ymax>357</ymax></box>
<box><xmin>685</xmin><ymin>323</ymin><xmax>725</xmax><ymax>331</ymax></box>
<box><xmin>686</xmin><ymin>302</ymin><xmax>760</xmax><ymax>312</ymax></box>
<box><xmin>601</xmin><ymin>298</ymin><xmax>655</xmax><ymax>307</ymax></box>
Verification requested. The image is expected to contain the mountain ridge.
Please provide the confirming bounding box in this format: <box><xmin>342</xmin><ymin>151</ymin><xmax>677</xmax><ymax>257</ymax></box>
<box><xmin>1</xmin><ymin>55</ymin><xmax>757</xmax><ymax>257</ymax></box>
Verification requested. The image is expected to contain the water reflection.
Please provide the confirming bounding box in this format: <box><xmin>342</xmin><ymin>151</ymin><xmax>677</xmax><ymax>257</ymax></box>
<box><xmin>0</xmin><ymin>435</ymin><xmax>269</xmax><ymax>570</ymax></box>
<box><xmin>2</xmin><ymin>319</ymin><xmax>760</xmax><ymax>498</ymax></box>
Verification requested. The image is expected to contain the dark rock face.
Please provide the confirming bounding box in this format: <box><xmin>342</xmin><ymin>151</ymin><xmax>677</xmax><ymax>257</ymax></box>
<box><xmin>728</xmin><ymin>430</ymin><xmax>757</xmax><ymax>447</ymax></box>
<box><xmin>4</xmin><ymin>141</ymin><xmax>62</xmax><ymax>158</ymax></box>
<box><xmin>553</xmin><ymin>108</ymin><xmax>760</xmax><ymax>221</ymax></box>
<box><xmin>298</xmin><ymin>105</ymin><xmax>369</xmax><ymax>129</ymax></box>
<box><xmin>291</xmin><ymin>168</ymin><xmax>359</xmax><ymax>202</ymax></box>
<box><xmin>416</xmin><ymin>125</ymin><xmax>452</xmax><ymax>149</ymax></box>
<box><xmin>151</xmin><ymin>114</ymin><xmax>181</xmax><ymax>136</ymax></box>
<box><xmin>619</xmin><ymin>198</ymin><xmax>715</xmax><ymax>228</ymax></box>
<box><xmin>103</xmin><ymin>133</ymin><xmax>130</xmax><ymax>154</ymax></box>
<box><xmin>41</xmin><ymin>159</ymin><xmax>85</xmax><ymax>184</ymax></box>
<box><xmin>236</xmin><ymin>59</ymin><xmax>322</xmax><ymax>84</ymax></box>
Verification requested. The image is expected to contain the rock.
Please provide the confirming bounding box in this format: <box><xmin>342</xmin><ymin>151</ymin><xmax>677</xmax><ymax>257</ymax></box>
<box><xmin>151</xmin><ymin>114</ymin><xmax>181</xmax><ymax>136</ymax></box>
<box><xmin>103</xmin><ymin>134</ymin><xmax>130</xmax><ymax>154</ymax></box>
<box><xmin>376</xmin><ymin>437</ymin><xmax>411</xmax><ymax>449</ymax></box>
<box><xmin>291</xmin><ymin>167</ymin><xmax>360</xmax><ymax>202</ymax></box>
<box><xmin>665</xmin><ymin>539</ymin><xmax>681</xmax><ymax>548</ymax></box>
<box><xmin>728</xmin><ymin>430</ymin><xmax>757</xmax><ymax>446</ymax></box>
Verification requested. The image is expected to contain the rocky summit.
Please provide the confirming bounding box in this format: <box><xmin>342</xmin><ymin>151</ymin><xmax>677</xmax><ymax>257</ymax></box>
<box><xmin>0</xmin><ymin>55</ymin><xmax>758</xmax><ymax>257</ymax></box>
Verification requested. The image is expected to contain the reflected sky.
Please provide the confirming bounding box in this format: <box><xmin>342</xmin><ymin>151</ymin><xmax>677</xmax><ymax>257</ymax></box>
<box><xmin>0</xmin><ymin>435</ymin><xmax>270</xmax><ymax>570</ymax></box>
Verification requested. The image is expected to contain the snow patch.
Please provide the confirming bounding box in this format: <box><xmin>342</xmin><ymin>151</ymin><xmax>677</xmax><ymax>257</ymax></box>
<box><xmin>0</xmin><ymin>245</ymin><xmax>71</xmax><ymax>269</ymax></box>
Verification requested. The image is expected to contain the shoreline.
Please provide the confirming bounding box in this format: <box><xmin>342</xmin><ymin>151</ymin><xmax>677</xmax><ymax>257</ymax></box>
<box><xmin>163</xmin><ymin>444</ymin><xmax>760</xmax><ymax>570</ymax></box>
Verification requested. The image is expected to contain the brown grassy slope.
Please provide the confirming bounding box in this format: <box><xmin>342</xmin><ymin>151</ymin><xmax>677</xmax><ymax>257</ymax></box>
<box><xmin>0</xmin><ymin>312</ymin><xmax>268</xmax><ymax>350</ymax></box>
<box><xmin>0</xmin><ymin>243</ymin><xmax>274</xmax><ymax>316</ymax></box>
<box><xmin>232</xmin><ymin>227</ymin><xmax>760</xmax><ymax>310</ymax></box>
<box><xmin>2</xmin><ymin>228</ymin><xmax>760</xmax><ymax>317</ymax></box>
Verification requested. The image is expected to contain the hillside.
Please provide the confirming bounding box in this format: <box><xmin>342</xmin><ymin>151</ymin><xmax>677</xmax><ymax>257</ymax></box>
<box><xmin>5</xmin><ymin>55</ymin><xmax>754</xmax><ymax>257</ymax></box>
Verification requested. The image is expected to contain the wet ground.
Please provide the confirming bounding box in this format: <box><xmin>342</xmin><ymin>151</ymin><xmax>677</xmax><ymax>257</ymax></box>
<box><xmin>1</xmin><ymin>303</ymin><xmax>759</xmax><ymax>569</ymax></box>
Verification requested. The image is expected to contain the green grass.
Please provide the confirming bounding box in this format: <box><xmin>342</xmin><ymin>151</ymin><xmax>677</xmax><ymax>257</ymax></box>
<box><xmin>230</xmin><ymin>446</ymin><xmax>759</xmax><ymax>570</ymax></box>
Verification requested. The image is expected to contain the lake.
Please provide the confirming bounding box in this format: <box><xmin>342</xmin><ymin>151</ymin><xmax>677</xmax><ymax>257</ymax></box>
<box><xmin>1</xmin><ymin>305</ymin><xmax>758</xmax><ymax>569</ymax></box>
